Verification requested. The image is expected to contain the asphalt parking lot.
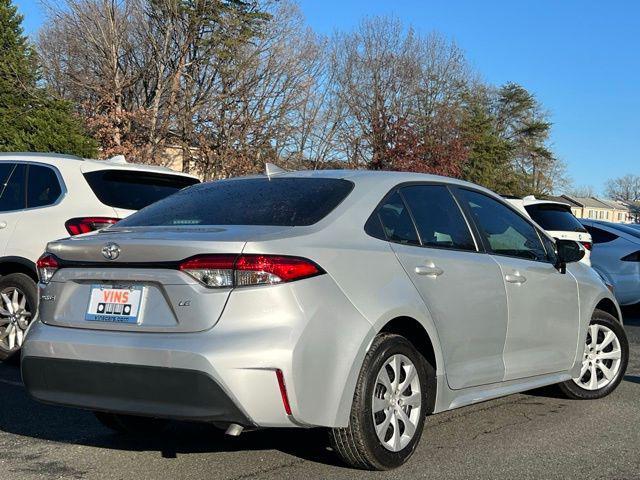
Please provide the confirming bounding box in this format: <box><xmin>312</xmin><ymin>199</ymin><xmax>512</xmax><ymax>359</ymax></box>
<box><xmin>1</xmin><ymin>309</ymin><xmax>639</xmax><ymax>480</ymax></box>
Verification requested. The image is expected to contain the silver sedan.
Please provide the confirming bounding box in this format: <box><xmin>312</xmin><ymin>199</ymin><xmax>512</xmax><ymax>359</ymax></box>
<box><xmin>23</xmin><ymin>170</ymin><xmax>628</xmax><ymax>470</ymax></box>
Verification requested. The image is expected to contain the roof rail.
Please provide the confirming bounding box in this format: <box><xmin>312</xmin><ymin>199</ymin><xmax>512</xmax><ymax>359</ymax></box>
<box><xmin>0</xmin><ymin>152</ymin><xmax>84</xmax><ymax>161</ymax></box>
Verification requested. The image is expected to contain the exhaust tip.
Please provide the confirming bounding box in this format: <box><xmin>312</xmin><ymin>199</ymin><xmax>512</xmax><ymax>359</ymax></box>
<box><xmin>225</xmin><ymin>423</ymin><xmax>244</xmax><ymax>436</ymax></box>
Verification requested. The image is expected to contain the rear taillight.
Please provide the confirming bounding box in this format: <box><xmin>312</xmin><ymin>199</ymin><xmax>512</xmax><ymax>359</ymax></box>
<box><xmin>36</xmin><ymin>253</ymin><xmax>59</xmax><ymax>284</ymax></box>
<box><xmin>621</xmin><ymin>251</ymin><xmax>640</xmax><ymax>262</ymax></box>
<box><xmin>65</xmin><ymin>217</ymin><xmax>119</xmax><ymax>236</ymax></box>
<box><xmin>580</xmin><ymin>241</ymin><xmax>593</xmax><ymax>251</ymax></box>
<box><xmin>178</xmin><ymin>255</ymin><xmax>236</xmax><ymax>288</ymax></box>
<box><xmin>179</xmin><ymin>254</ymin><xmax>324</xmax><ymax>288</ymax></box>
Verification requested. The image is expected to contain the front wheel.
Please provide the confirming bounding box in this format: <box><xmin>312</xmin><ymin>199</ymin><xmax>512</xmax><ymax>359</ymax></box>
<box><xmin>558</xmin><ymin>309</ymin><xmax>628</xmax><ymax>400</ymax></box>
<box><xmin>329</xmin><ymin>333</ymin><xmax>429</xmax><ymax>470</ymax></box>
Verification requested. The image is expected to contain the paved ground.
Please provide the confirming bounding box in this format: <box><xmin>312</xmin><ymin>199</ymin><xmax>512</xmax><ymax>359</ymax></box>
<box><xmin>1</xmin><ymin>309</ymin><xmax>639</xmax><ymax>480</ymax></box>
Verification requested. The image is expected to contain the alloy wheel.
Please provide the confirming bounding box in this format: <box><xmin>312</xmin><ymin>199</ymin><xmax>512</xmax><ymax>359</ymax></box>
<box><xmin>0</xmin><ymin>287</ymin><xmax>32</xmax><ymax>352</ymax></box>
<box><xmin>573</xmin><ymin>323</ymin><xmax>622</xmax><ymax>391</ymax></box>
<box><xmin>372</xmin><ymin>354</ymin><xmax>422</xmax><ymax>452</ymax></box>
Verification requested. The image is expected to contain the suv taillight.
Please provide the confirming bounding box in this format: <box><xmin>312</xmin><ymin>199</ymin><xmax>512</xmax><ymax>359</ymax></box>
<box><xmin>580</xmin><ymin>241</ymin><xmax>592</xmax><ymax>251</ymax></box>
<box><xmin>179</xmin><ymin>254</ymin><xmax>324</xmax><ymax>288</ymax></box>
<box><xmin>65</xmin><ymin>217</ymin><xmax>120</xmax><ymax>236</ymax></box>
<box><xmin>36</xmin><ymin>253</ymin><xmax>59</xmax><ymax>284</ymax></box>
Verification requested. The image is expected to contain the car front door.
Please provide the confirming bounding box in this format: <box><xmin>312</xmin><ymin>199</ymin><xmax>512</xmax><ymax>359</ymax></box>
<box><xmin>455</xmin><ymin>188</ymin><xmax>580</xmax><ymax>381</ymax></box>
<box><xmin>373</xmin><ymin>184</ymin><xmax>509</xmax><ymax>390</ymax></box>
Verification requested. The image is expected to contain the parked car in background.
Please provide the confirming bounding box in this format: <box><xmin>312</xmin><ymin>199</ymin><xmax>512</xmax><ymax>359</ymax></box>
<box><xmin>23</xmin><ymin>170</ymin><xmax>627</xmax><ymax>470</ymax></box>
<box><xmin>505</xmin><ymin>195</ymin><xmax>592</xmax><ymax>265</ymax></box>
<box><xmin>0</xmin><ymin>152</ymin><xmax>199</xmax><ymax>359</ymax></box>
<box><xmin>580</xmin><ymin>219</ymin><xmax>640</xmax><ymax>306</ymax></box>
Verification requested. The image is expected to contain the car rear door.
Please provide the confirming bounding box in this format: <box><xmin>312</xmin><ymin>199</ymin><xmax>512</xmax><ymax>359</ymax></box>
<box><xmin>373</xmin><ymin>184</ymin><xmax>509</xmax><ymax>390</ymax></box>
<box><xmin>455</xmin><ymin>188</ymin><xmax>580</xmax><ymax>381</ymax></box>
<box><xmin>0</xmin><ymin>163</ymin><xmax>27</xmax><ymax>255</ymax></box>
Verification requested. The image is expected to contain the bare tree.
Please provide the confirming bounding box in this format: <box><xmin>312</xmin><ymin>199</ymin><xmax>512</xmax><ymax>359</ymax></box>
<box><xmin>325</xmin><ymin>16</ymin><xmax>473</xmax><ymax>171</ymax></box>
<box><xmin>567</xmin><ymin>184</ymin><xmax>596</xmax><ymax>198</ymax></box>
<box><xmin>605</xmin><ymin>174</ymin><xmax>640</xmax><ymax>203</ymax></box>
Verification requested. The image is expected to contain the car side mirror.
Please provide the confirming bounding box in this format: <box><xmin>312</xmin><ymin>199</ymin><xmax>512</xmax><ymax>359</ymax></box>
<box><xmin>555</xmin><ymin>239</ymin><xmax>585</xmax><ymax>273</ymax></box>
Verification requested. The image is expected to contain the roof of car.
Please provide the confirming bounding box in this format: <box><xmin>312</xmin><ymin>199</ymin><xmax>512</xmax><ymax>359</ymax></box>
<box><xmin>503</xmin><ymin>195</ymin><xmax>572</xmax><ymax>209</ymax></box>
<box><xmin>0</xmin><ymin>152</ymin><xmax>198</xmax><ymax>179</ymax></box>
<box><xmin>265</xmin><ymin>168</ymin><xmax>496</xmax><ymax>191</ymax></box>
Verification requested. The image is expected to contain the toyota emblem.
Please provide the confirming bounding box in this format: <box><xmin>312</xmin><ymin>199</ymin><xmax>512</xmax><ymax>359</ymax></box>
<box><xmin>102</xmin><ymin>243</ymin><xmax>121</xmax><ymax>261</ymax></box>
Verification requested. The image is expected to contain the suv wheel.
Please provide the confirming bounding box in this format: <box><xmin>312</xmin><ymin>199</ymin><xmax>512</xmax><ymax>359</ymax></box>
<box><xmin>330</xmin><ymin>333</ymin><xmax>429</xmax><ymax>470</ymax></box>
<box><xmin>558</xmin><ymin>309</ymin><xmax>628</xmax><ymax>399</ymax></box>
<box><xmin>0</xmin><ymin>273</ymin><xmax>37</xmax><ymax>360</ymax></box>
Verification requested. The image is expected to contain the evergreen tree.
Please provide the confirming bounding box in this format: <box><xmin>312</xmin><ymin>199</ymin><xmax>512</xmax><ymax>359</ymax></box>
<box><xmin>0</xmin><ymin>0</ymin><xmax>96</xmax><ymax>156</ymax></box>
<box><xmin>461</xmin><ymin>90</ymin><xmax>521</xmax><ymax>195</ymax></box>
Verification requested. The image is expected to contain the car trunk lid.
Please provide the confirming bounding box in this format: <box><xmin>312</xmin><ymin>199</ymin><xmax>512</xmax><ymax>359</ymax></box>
<box><xmin>40</xmin><ymin>225</ymin><xmax>293</xmax><ymax>333</ymax></box>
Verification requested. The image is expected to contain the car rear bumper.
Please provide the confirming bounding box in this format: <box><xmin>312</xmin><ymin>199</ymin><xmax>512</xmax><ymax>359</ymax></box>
<box><xmin>22</xmin><ymin>275</ymin><xmax>374</xmax><ymax>428</ymax></box>
<box><xmin>22</xmin><ymin>356</ymin><xmax>251</xmax><ymax>425</ymax></box>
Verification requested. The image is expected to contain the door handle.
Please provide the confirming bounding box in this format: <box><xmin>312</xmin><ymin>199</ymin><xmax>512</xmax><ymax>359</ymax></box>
<box><xmin>0</xmin><ymin>221</ymin><xmax>6</xmax><ymax>229</ymax></box>
<box><xmin>415</xmin><ymin>264</ymin><xmax>444</xmax><ymax>277</ymax></box>
<box><xmin>505</xmin><ymin>273</ymin><xmax>527</xmax><ymax>284</ymax></box>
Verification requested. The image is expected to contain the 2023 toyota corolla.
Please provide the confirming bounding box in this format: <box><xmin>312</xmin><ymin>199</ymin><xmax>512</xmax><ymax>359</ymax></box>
<box><xmin>22</xmin><ymin>170</ymin><xmax>628</xmax><ymax>470</ymax></box>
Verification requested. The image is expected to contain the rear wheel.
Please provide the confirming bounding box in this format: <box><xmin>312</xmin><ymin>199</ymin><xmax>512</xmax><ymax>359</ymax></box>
<box><xmin>330</xmin><ymin>333</ymin><xmax>429</xmax><ymax>470</ymax></box>
<box><xmin>0</xmin><ymin>273</ymin><xmax>37</xmax><ymax>361</ymax></box>
<box><xmin>558</xmin><ymin>309</ymin><xmax>628</xmax><ymax>399</ymax></box>
<box><xmin>94</xmin><ymin>412</ymin><xmax>168</xmax><ymax>436</ymax></box>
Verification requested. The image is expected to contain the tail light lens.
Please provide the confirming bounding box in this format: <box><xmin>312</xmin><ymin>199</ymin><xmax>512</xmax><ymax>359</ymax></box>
<box><xmin>621</xmin><ymin>251</ymin><xmax>640</xmax><ymax>262</ymax></box>
<box><xmin>178</xmin><ymin>255</ymin><xmax>236</xmax><ymax>288</ymax></box>
<box><xmin>580</xmin><ymin>241</ymin><xmax>593</xmax><ymax>251</ymax></box>
<box><xmin>65</xmin><ymin>217</ymin><xmax>120</xmax><ymax>236</ymax></box>
<box><xmin>179</xmin><ymin>254</ymin><xmax>324</xmax><ymax>288</ymax></box>
<box><xmin>36</xmin><ymin>253</ymin><xmax>59</xmax><ymax>284</ymax></box>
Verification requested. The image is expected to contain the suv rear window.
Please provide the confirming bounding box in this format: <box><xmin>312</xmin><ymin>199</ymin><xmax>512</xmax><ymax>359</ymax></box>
<box><xmin>84</xmin><ymin>170</ymin><xmax>199</xmax><ymax>211</ymax></box>
<box><xmin>117</xmin><ymin>177</ymin><xmax>354</xmax><ymax>227</ymax></box>
<box><xmin>524</xmin><ymin>204</ymin><xmax>586</xmax><ymax>233</ymax></box>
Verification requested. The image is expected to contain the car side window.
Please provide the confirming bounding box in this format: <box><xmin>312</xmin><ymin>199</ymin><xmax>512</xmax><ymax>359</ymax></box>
<box><xmin>458</xmin><ymin>189</ymin><xmax>548</xmax><ymax>262</ymax></box>
<box><xmin>373</xmin><ymin>191</ymin><xmax>420</xmax><ymax>246</ymax></box>
<box><xmin>400</xmin><ymin>185</ymin><xmax>476</xmax><ymax>251</ymax></box>
<box><xmin>0</xmin><ymin>164</ymin><xmax>26</xmax><ymax>212</ymax></box>
<box><xmin>26</xmin><ymin>165</ymin><xmax>62</xmax><ymax>208</ymax></box>
<box><xmin>584</xmin><ymin>225</ymin><xmax>618</xmax><ymax>244</ymax></box>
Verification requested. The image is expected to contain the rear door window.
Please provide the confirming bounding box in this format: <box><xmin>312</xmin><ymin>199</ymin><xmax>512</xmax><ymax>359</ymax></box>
<box><xmin>373</xmin><ymin>191</ymin><xmax>420</xmax><ymax>246</ymax></box>
<box><xmin>524</xmin><ymin>204</ymin><xmax>586</xmax><ymax>232</ymax></box>
<box><xmin>117</xmin><ymin>177</ymin><xmax>354</xmax><ymax>227</ymax></box>
<box><xmin>26</xmin><ymin>165</ymin><xmax>62</xmax><ymax>208</ymax></box>
<box><xmin>0</xmin><ymin>164</ymin><xmax>26</xmax><ymax>212</ymax></box>
<box><xmin>84</xmin><ymin>170</ymin><xmax>200</xmax><ymax>211</ymax></box>
<box><xmin>400</xmin><ymin>185</ymin><xmax>475</xmax><ymax>251</ymax></box>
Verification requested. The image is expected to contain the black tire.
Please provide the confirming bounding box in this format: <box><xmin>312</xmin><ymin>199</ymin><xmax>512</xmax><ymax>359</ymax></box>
<box><xmin>329</xmin><ymin>333</ymin><xmax>430</xmax><ymax>470</ymax></box>
<box><xmin>0</xmin><ymin>273</ymin><xmax>38</xmax><ymax>361</ymax></box>
<box><xmin>94</xmin><ymin>411</ymin><xmax>168</xmax><ymax>436</ymax></box>
<box><xmin>558</xmin><ymin>309</ymin><xmax>628</xmax><ymax>400</ymax></box>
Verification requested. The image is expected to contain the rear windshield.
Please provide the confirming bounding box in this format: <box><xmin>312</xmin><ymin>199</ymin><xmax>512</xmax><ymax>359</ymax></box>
<box><xmin>84</xmin><ymin>170</ymin><xmax>199</xmax><ymax>210</ymax></box>
<box><xmin>524</xmin><ymin>204</ymin><xmax>586</xmax><ymax>233</ymax></box>
<box><xmin>116</xmin><ymin>177</ymin><xmax>354</xmax><ymax>227</ymax></box>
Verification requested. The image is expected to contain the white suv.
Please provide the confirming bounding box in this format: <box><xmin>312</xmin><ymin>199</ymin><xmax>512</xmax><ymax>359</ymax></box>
<box><xmin>0</xmin><ymin>152</ymin><xmax>199</xmax><ymax>359</ymax></box>
<box><xmin>505</xmin><ymin>195</ymin><xmax>592</xmax><ymax>265</ymax></box>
